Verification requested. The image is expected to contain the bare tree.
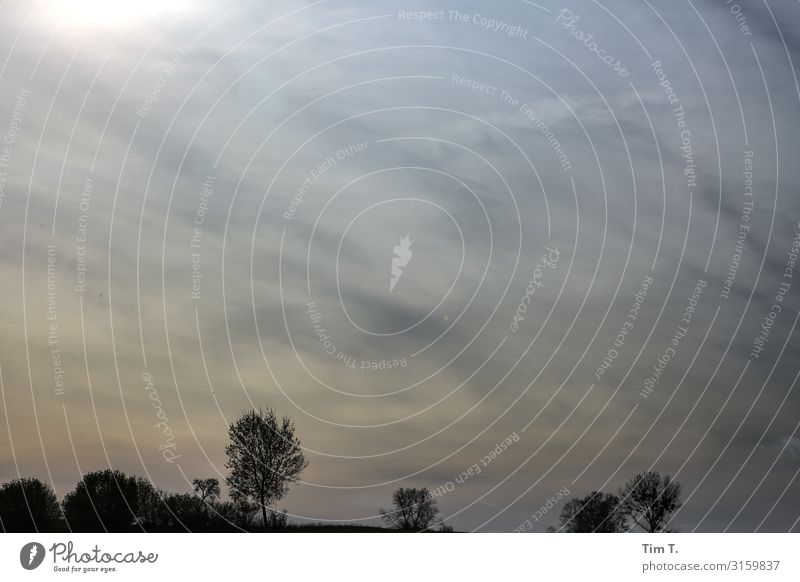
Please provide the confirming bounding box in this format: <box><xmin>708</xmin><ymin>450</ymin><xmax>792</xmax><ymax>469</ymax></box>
<box><xmin>558</xmin><ymin>491</ymin><xmax>627</xmax><ymax>532</ymax></box>
<box><xmin>619</xmin><ymin>471</ymin><xmax>682</xmax><ymax>532</ymax></box>
<box><xmin>225</xmin><ymin>408</ymin><xmax>308</xmax><ymax>527</ymax></box>
<box><xmin>380</xmin><ymin>487</ymin><xmax>439</xmax><ymax>531</ymax></box>
<box><xmin>192</xmin><ymin>478</ymin><xmax>220</xmax><ymax>503</ymax></box>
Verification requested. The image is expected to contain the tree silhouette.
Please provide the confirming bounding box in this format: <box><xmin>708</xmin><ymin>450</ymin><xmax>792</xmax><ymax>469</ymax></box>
<box><xmin>225</xmin><ymin>408</ymin><xmax>307</xmax><ymax>527</ymax></box>
<box><xmin>558</xmin><ymin>491</ymin><xmax>627</xmax><ymax>532</ymax></box>
<box><xmin>192</xmin><ymin>478</ymin><xmax>220</xmax><ymax>503</ymax></box>
<box><xmin>619</xmin><ymin>471</ymin><xmax>682</xmax><ymax>532</ymax></box>
<box><xmin>380</xmin><ymin>487</ymin><xmax>439</xmax><ymax>531</ymax></box>
<box><xmin>187</xmin><ymin>478</ymin><xmax>221</xmax><ymax>524</ymax></box>
<box><xmin>156</xmin><ymin>492</ymin><xmax>235</xmax><ymax>531</ymax></box>
<box><xmin>62</xmin><ymin>469</ymin><xmax>157</xmax><ymax>532</ymax></box>
<box><xmin>0</xmin><ymin>478</ymin><xmax>60</xmax><ymax>532</ymax></box>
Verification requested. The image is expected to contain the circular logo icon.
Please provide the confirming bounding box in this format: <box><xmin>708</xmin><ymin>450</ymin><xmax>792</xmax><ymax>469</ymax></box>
<box><xmin>20</xmin><ymin>542</ymin><xmax>46</xmax><ymax>570</ymax></box>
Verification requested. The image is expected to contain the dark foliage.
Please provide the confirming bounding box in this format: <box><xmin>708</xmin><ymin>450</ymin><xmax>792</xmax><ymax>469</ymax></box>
<box><xmin>265</xmin><ymin>508</ymin><xmax>289</xmax><ymax>529</ymax></box>
<box><xmin>558</xmin><ymin>491</ymin><xmax>627</xmax><ymax>532</ymax></box>
<box><xmin>0</xmin><ymin>477</ymin><xmax>60</xmax><ymax>532</ymax></box>
<box><xmin>213</xmin><ymin>497</ymin><xmax>259</xmax><ymax>530</ymax></box>
<box><xmin>62</xmin><ymin>469</ymin><xmax>157</xmax><ymax>532</ymax></box>
<box><xmin>380</xmin><ymin>487</ymin><xmax>440</xmax><ymax>531</ymax></box>
<box><xmin>2</xmin><ymin>408</ymin><xmax>311</xmax><ymax>532</ymax></box>
<box><xmin>619</xmin><ymin>471</ymin><xmax>682</xmax><ymax>532</ymax></box>
<box><xmin>156</xmin><ymin>493</ymin><xmax>212</xmax><ymax>531</ymax></box>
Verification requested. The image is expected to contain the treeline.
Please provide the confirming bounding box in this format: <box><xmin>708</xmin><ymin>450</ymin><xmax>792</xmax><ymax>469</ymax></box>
<box><xmin>0</xmin><ymin>471</ymin><xmax>280</xmax><ymax>532</ymax></box>
<box><xmin>0</xmin><ymin>407</ymin><xmax>450</xmax><ymax>533</ymax></box>
<box><xmin>0</xmin><ymin>476</ymin><xmax>454</xmax><ymax>533</ymax></box>
<box><xmin>550</xmin><ymin>471</ymin><xmax>683</xmax><ymax>533</ymax></box>
<box><xmin>1</xmin><ymin>407</ymin><xmax>305</xmax><ymax>532</ymax></box>
<box><xmin>0</xmin><ymin>405</ymin><xmax>682</xmax><ymax>533</ymax></box>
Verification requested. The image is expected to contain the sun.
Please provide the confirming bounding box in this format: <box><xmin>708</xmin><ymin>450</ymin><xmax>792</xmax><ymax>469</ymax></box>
<box><xmin>48</xmin><ymin>0</ymin><xmax>190</xmax><ymax>27</ymax></box>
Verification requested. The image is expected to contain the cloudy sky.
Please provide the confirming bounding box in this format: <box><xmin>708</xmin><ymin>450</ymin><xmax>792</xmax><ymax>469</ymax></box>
<box><xmin>1</xmin><ymin>0</ymin><xmax>799</xmax><ymax>532</ymax></box>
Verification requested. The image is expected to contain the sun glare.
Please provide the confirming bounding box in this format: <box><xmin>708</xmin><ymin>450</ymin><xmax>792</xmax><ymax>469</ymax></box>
<box><xmin>49</xmin><ymin>0</ymin><xmax>189</xmax><ymax>27</ymax></box>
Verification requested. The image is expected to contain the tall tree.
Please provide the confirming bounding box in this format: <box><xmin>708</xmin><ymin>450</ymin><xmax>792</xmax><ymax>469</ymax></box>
<box><xmin>225</xmin><ymin>408</ymin><xmax>307</xmax><ymax>527</ymax></box>
<box><xmin>619</xmin><ymin>471</ymin><xmax>682</xmax><ymax>532</ymax></box>
<box><xmin>0</xmin><ymin>477</ymin><xmax>61</xmax><ymax>532</ymax></box>
<box><xmin>558</xmin><ymin>491</ymin><xmax>627</xmax><ymax>532</ymax></box>
<box><xmin>380</xmin><ymin>487</ymin><xmax>440</xmax><ymax>531</ymax></box>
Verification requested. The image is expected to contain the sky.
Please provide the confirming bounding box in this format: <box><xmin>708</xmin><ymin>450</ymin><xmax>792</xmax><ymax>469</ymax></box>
<box><xmin>0</xmin><ymin>0</ymin><xmax>799</xmax><ymax>532</ymax></box>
